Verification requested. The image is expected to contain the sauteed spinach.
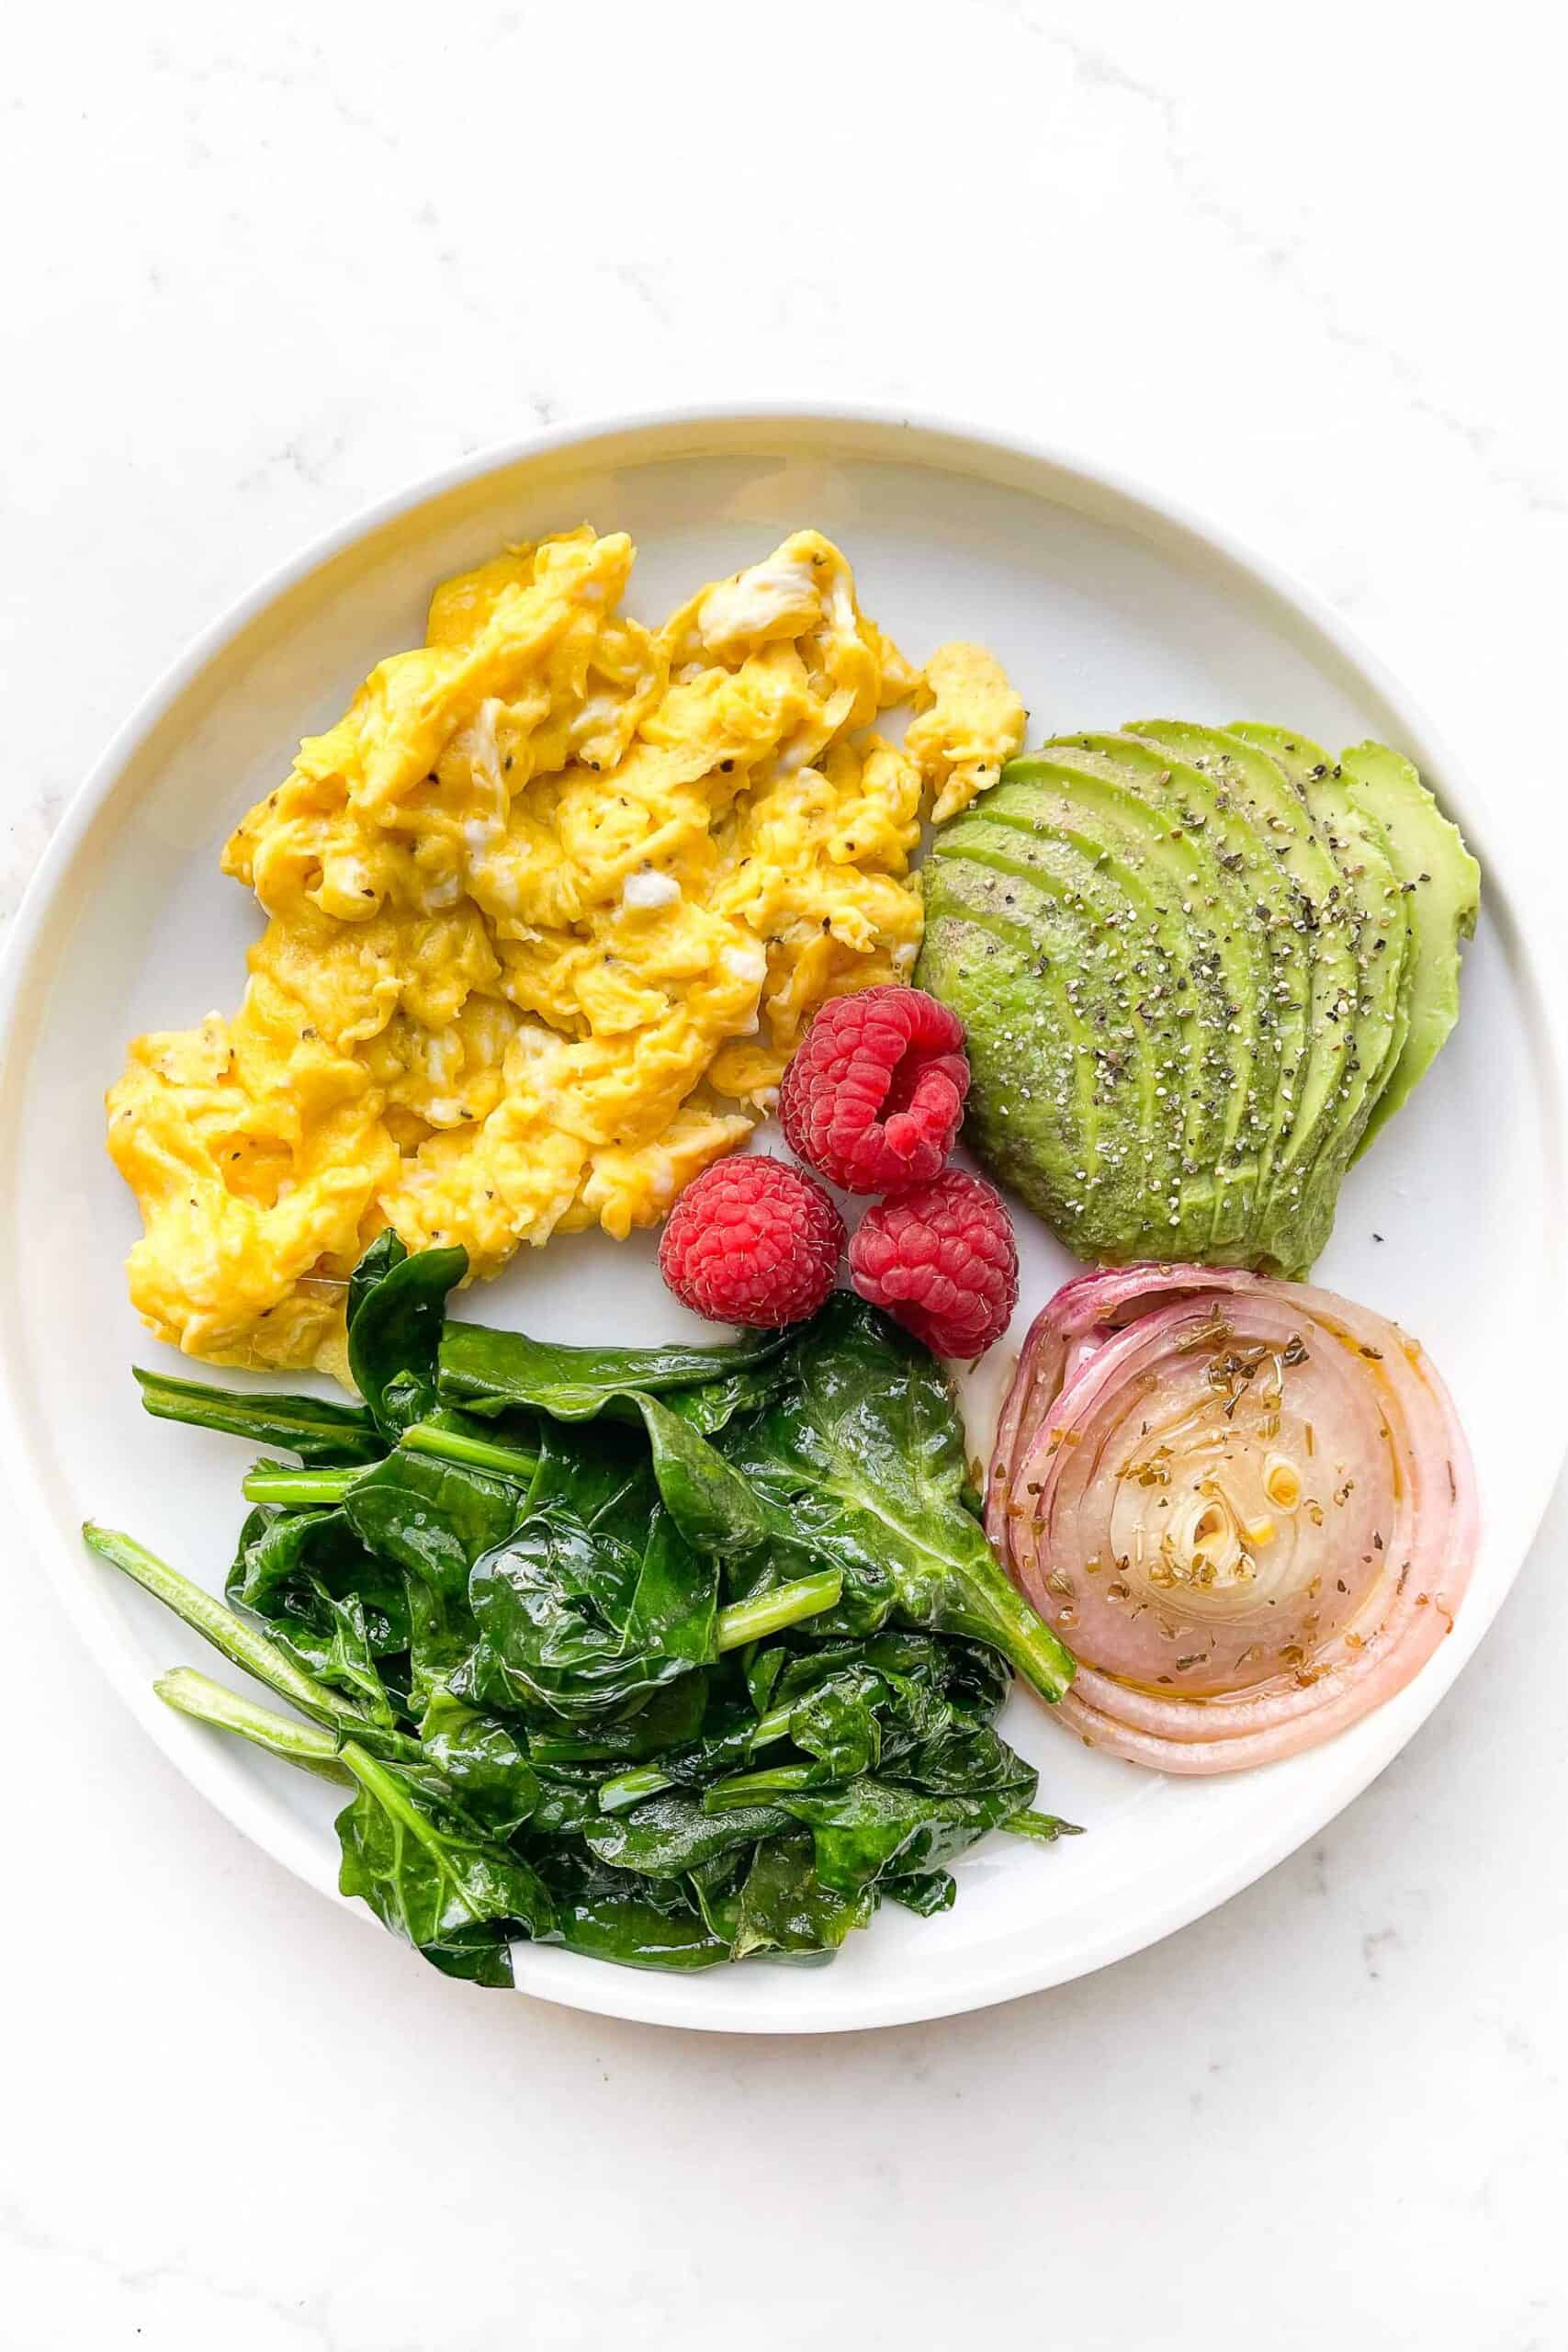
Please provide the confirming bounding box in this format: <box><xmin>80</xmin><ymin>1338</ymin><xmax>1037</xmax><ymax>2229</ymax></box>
<box><xmin>89</xmin><ymin>1243</ymin><xmax>1077</xmax><ymax>1986</ymax></box>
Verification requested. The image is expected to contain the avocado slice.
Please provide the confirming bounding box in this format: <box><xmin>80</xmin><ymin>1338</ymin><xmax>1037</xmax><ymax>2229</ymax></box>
<box><xmin>916</xmin><ymin>715</ymin><xmax>1476</xmax><ymax>1283</ymax></box>
<box><xmin>1125</xmin><ymin>720</ymin><xmax>1363</xmax><ymax>1271</ymax></box>
<box><xmin>919</xmin><ymin>849</ymin><xmax>1179</xmax><ymax>1260</ymax></box>
<box><xmin>960</xmin><ymin>763</ymin><xmax>1238</xmax><ymax>1228</ymax></box>
<box><xmin>1228</xmin><ymin>723</ymin><xmax>1411</xmax><ymax>1246</ymax></box>
<box><xmin>1336</xmin><ymin>741</ymin><xmax>1480</xmax><ymax>1154</ymax></box>
<box><xmin>1045</xmin><ymin>730</ymin><xmax>1302</xmax><ymax>1256</ymax></box>
<box><xmin>927</xmin><ymin>813</ymin><xmax>1184</xmax><ymax>1230</ymax></box>
<box><xmin>989</xmin><ymin>752</ymin><xmax>1267</xmax><ymax>1259</ymax></box>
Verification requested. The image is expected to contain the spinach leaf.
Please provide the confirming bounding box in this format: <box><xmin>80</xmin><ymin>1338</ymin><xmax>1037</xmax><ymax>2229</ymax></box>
<box><xmin>468</xmin><ymin>1503</ymin><xmax>701</xmax><ymax>1723</ymax></box>
<box><xmin>539</xmin><ymin>1852</ymin><xmax>732</xmax><ymax>1972</ymax></box>
<box><xmin>270</xmin><ymin>1581</ymin><xmax>402</xmax><ymax>1729</ymax></box>
<box><xmin>148</xmin><ymin>1668</ymin><xmax>545</xmax><ymax>1981</ymax></box>
<box><xmin>339</xmin><ymin>1452</ymin><xmax>523</xmax><ymax>1594</ymax></box>
<box><xmin>228</xmin><ymin>1501</ymin><xmax>406</xmax><ymax>1644</ymax></box>
<box><xmin>633</xmin><ymin>1395</ymin><xmax>769</xmax><ymax>1564</ymax></box>
<box><xmin>533</xmin><ymin>1397</ymin><xmax>767</xmax><ymax>1576</ymax></box>
<box><xmin>335</xmin><ymin>1741</ymin><xmax>555</xmax><ymax>1987</ymax></box>
<box><xmin>786</xmin><ymin>1662</ymin><xmax>886</xmax><ymax>1781</ymax></box>
<box><xmin>581</xmin><ymin>1790</ymin><xmax>788</xmax><ymax>1879</ymax></box>
<box><xmin>529</xmin><ymin>1761</ymin><xmax>620</xmax><ymax>1838</ymax></box>
<box><xmin>718</xmin><ymin>1294</ymin><xmax>1076</xmax><ymax>1702</ymax></box>
<box><xmin>334</xmin><ymin>1452</ymin><xmax>522</xmax><ymax>1715</ymax></box>
<box><xmin>404</xmin><ymin>1574</ymin><xmax>475</xmax><ymax>1720</ymax></box>
<box><xmin>437</xmin><ymin>1319</ymin><xmax>789</xmax><ymax>1423</ymax></box>
<box><xmin>608</xmin><ymin>1631</ymin><xmax>1040</xmax><ymax>1817</ymax></box>
<box><xmin>134</xmin><ymin>1366</ymin><xmax>379</xmax><ymax>1465</ymax></box>
<box><xmin>418</xmin><ymin>1693</ymin><xmax>540</xmax><ymax>1838</ymax></box>
<box><xmin>730</xmin><ymin>1833</ymin><xmax>876</xmax><ymax>1962</ymax></box>
<box><xmin>770</xmin><ymin>1771</ymin><xmax>1038</xmax><ymax>1897</ymax></box>
<box><xmin>1000</xmin><ymin>1809</ymin><xmax>1082</xmax><ymax>1843</ymax></box>
<box><xmin>348</xmin><ymin>1236</ymin><xmax>469</xmax><ymax>1438</ymax></box>
<box><xmin>527</xmin><ymin>1416</ymin><xmax>657</xmax><ymax>1538</ymax></box>
<box><xmin>874</xmin><ymin>1679</ymin><xmax>1026</xmax><ymax>1795</ymax></box>
<box><xmin>761</xmin><ymin>1630</ymin><xmax>1014</xmax><ymax>1734</ymax></box>
<box><xmin>883</xmin><ymin>1871</ymin><xmax>958</xmax><ymax>1917</ymax></box>
<box><xmin>527</xmin><ymin>1675</ymin><xmax>710</xmax><ymax>1765</ymax></box>
<box><xmin>622</xmin><ymin>1509</ymin><xmax>720</xmax><ymax>1666</ymax></box>
<box><xmin>346</xmin><ymin>1228</ymin><xmax>406</xmax><ymax>1330</ymax></box>
<box><xmin>658</xmin><ymin>1361</ymin><xmax>794</xmax><ymax>1437</ymax></box>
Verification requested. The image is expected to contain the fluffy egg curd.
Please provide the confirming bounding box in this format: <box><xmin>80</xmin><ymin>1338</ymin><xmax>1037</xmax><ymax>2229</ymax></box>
<box><xmin>107</xmin><ymin>528</ymin><xmax>1026</xmax><ymax>1379</ymax></box>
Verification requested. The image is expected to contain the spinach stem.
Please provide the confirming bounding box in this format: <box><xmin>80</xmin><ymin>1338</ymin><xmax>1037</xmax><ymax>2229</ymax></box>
<box><xmin>83</xmin><ymin>1523</ymin><xmax>423</xmax><ymax>1762</ymax></box>
<box><xmin>596</xmin><ymin>1699</ymin><xmax>796</xmax><ymax>1813</ymax></box>
<box><xmin>240</xmin><ymin>1419</ymin><xmax>540</xmax><ymax>1504</ymax></box>
<box><xmin>154</xmin><ymin>1668</ymin><xmax>352</xmax><ymax>1782</ymax></box>
<box><xmin>242</xmin><ymin>1465</ymin><xmax>359</xmax><ymax>1506</ymax></box>
<box><xmin>998</xmin><ymin>1809</ymin><xmax>1083</xmax><ymax>1842</ymax></box>
<box><xmin>714</xmin><ymin>1569</ymin><xmax>841</xmax><ymax>1654</ymax></box>
<box><xmin>702</xmin><ymin>1762</ymin><xmax>815</xmax><ymax>1810</ymax></box>
<box><xmin>399</xmin><ymin>1419</ymin><xmax>540</xmax><ymax>1483</ymax></box>
<box><xmin>963</xmin><ymin>1571</ymin><xmax>1078</xmax><ymax>1707</ymax></box>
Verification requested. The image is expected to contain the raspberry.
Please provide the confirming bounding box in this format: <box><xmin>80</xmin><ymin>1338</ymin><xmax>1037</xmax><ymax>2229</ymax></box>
<box><xmin>660</xmin><ymin>1155</ymin><xmax>845</xmax><ymax>1329</ymax></box>
<box><xmin>848</xmin><ymin>1170</ymin><xmax>1018</xmax><ymax>1360</ymax></box>
<box><xmin>780</xmin><ymin>985</ymin><xmax>969</xmax><ymax>1194</ymax></box>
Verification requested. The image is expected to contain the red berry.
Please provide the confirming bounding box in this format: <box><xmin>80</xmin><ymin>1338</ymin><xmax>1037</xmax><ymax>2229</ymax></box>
<box><xmin>660</xmin><ymin>1155</ymin><xmax>845</xmax><ymax>1329</ymax></box>
<box><xmin>779</xmin><ymin>984</ymin><xmax>969</xmax><ymax>1194</ymax></box>
<box><xmin>848</xmin><ymin>1169</ymin><xmax>1018</xmax><ymax>1360</ymax></box>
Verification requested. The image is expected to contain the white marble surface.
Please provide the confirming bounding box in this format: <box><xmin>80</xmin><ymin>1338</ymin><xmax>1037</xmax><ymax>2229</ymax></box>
<box><xmin>4</xmin><ymin>3</ymin><xmax>1566</xmax><ymax>2343</ymax></box>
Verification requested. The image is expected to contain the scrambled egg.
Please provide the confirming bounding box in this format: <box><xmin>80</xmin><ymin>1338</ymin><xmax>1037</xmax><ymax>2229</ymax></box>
<box><xmin>108</xmin><ymin>528</ymin><xmax>1024</xmax><ymax>1377</ymax></box>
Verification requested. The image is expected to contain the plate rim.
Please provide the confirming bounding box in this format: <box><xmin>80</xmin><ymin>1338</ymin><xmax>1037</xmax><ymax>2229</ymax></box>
<box><xmin>3</xmin><ymin>398</ymin><xmax>1563</xmax><ymax>2033</ymax></box>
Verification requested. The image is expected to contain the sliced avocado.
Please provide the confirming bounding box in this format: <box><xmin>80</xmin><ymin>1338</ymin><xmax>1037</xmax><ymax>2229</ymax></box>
<box><xmin>990</xmin><ymin>752</ymin><xmax>1263</xmax><ymax>1259</ymax></box>
<box><xmin>1046</xmin><ymin>730</ymin><xmax>1302</xmax><ymax>1256</ymax></box>
<box><xmin>1229</xmin><ymin>723</ymin><xmax>1411</xmax><ymax>1240</ymax></box>
<box><xmin>1125</xmin><ymin>720</ymin><xmax>1360</xmax><ymax>1270</ymax></box>
<box><xmin>916</xmin><ymin>716</ymin><xmax>1477</xmax><ymax>1284</ymax></box>
<box><xmin>1336</xmin><ymin>741</ymin><xmax>1480</xmax><ymax>1154</ymax></box>
<box><xmin>959</xmin><ymin>764</ymin><xmax>1243</xmax><ymax>1234</ymax></box>
<box><xmin>927</xmin><ymin>813</ymin><xmax>1183</xmax><ymax>1227</ymax></box>
<box><xmin>919</xmin><ymin>853</ymin><xmax>1181</xmax><ymax>1260</ymax></box>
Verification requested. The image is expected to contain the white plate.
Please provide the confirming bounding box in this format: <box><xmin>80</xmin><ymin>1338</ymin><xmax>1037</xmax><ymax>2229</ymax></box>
<box><xmin>3</xmin><ymin>407</ymin><xmax>1562</xmax><ymax>2033</ymax></box>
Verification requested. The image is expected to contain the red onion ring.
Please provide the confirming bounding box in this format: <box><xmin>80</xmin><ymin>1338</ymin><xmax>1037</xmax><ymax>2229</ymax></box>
<box><xmin>987</xmin><ymin>1265</ymin><xmax>1477</xmax><ymax>1773</ymax></box>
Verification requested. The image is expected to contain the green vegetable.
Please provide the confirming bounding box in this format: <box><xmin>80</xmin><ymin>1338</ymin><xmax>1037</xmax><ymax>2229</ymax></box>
<box><xmin>581</xmin><ymin>1789</ymin><xmax>792</xmax><ymax>1879</ymax></box>
<box><xmin>347</xmin><ymin>1234</ymin><xmax>471</xmax><ymax>1438</ymax></box>
<box><xmin>400</xmin><ymin>1414</ymin><xmax>541</xmax><ymax>1482</ymax></box>
<box><xmin>716</xmin><ymin>1293</ymin><xmax>1075</xmax><ymax>1702</ymax></box>
<box><xmin>729</xmin><ymin>1834</ymin><xmax>876</xmax><ymax>1961</ymax></box>
<box><xmin>468</xmin><ymin>1503</ymin><xmax>711</xmax><ymax>1722</ymax></box>
<box><xmin>154</xmin><ymin>1667</ymin><xmax>353</xmax><ymax>1782</ymax></box>
<box><xmin>156</xmin><ymin>1665</ymin><xmax>551</xmax><ymax>1984</ymax></box>
<box><xmin>419</xmin><ymin>1691</ymin><xmax>540</xmax><ymax>1838</ymax></box>
<box><xmin>84</xmin><ymin>1523</ymin><xmax>421</xmax><ymax>1763</ymax></box>
<box><xmin>339</xmin><ymin>1452</ymin><xmax>524</xmax><ymax>1591</ymax></box>
<box><xmin>1001</xmin><ymin>1809</ymin><xmax>1082</xmax><ymax>1843</ymax></box>
<box><xmin>437</xmin><ymin>1317</ymin><xmax>790</xmax><ymax>1422</ymax></box>
<box><xmin>336</xmin><ymin>1740</ymin><xmax>555</xmax><ymax>1985</ymax></box>
<box><xmin>133</xmin><ymin>1366</ymin><xmax>379</xmax><ymax>1465</ymax></box>
<box><xmin>95</xmin><ymin>1239</ymin><xmax>1080</xmax><ymax>1985</ymax></box>
<box><xmin>761</xmin><ymin>1775</ymin><xmax>1037</xmax><ymax>1897</ymax></box>
<box><xmin>918</xmin><ymin>722</ymin><xmax>1478</xmax><ymax>1275</ymax></box>
<box><xmin>468</xmin><ymin>1503</ymin><xmax>841</xmax><ymax>1723</ymax></box>
<box><xmin>226</xmin><ymin>1504</ymin><xmax>410</xmax><ymax>1725</ymax></box>
<box><xmin>540</xmin><ymin>1851</ymin><xmax>732</xmax><ymax>1972</ymax></box>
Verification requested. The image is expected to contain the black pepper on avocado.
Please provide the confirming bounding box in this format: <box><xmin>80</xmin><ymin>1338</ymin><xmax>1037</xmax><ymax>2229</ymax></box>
<box><xmin>914</xmin><ymin>721</ymin><xmax>1479</xmax><ymax>1277</ymax></box>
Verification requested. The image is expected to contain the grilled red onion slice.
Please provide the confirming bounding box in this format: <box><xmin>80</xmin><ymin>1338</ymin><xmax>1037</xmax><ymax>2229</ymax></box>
<box><xmin>987</xmin><ymin>1266</ymin><xmax>1476</xmax><ymax>1773</ymax></box>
